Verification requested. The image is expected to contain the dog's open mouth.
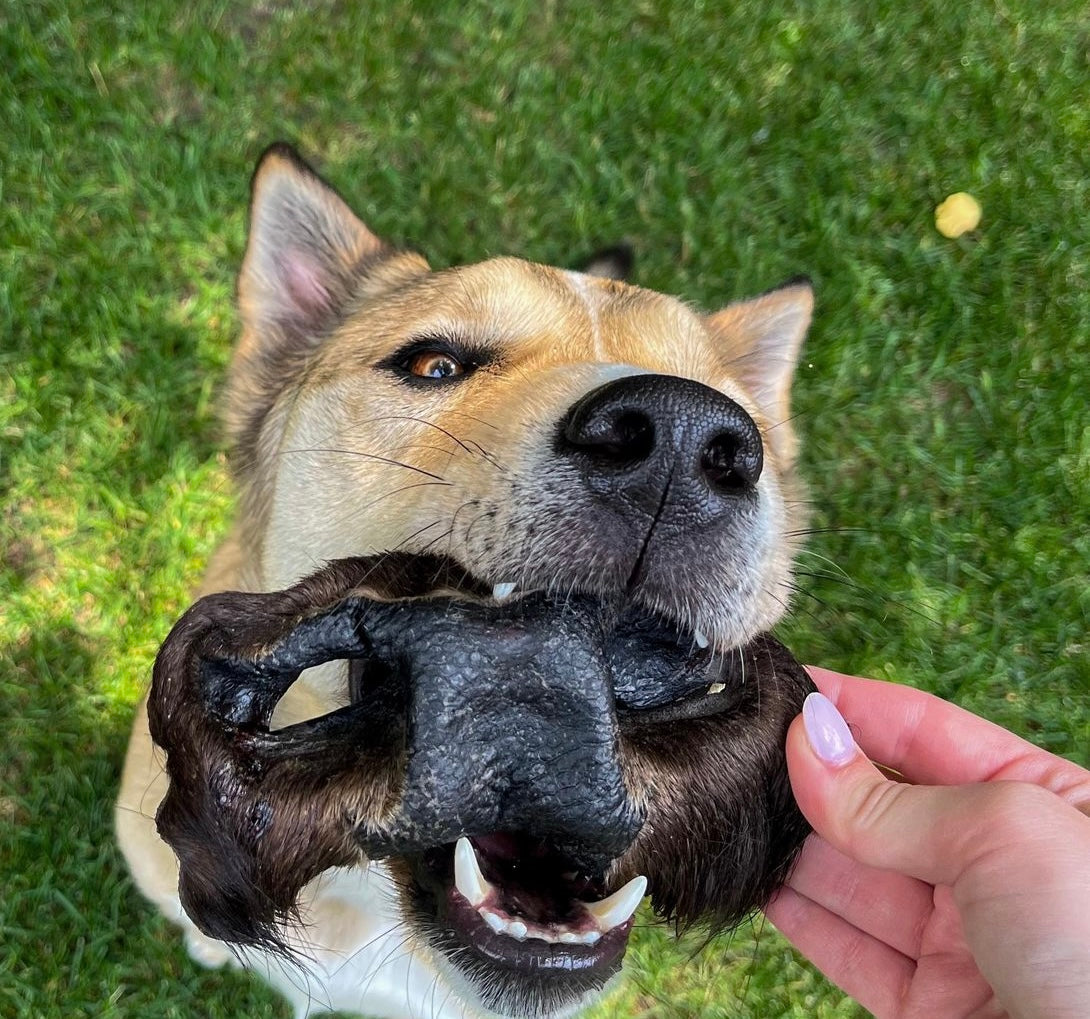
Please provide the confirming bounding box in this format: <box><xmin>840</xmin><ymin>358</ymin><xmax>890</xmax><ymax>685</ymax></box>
<box><xmin>409</xmin><ymin>833</ymin><xmax>643</xmax><ymax>987</ymax></box>
<box><xmin>148</xmin><ymin>551</ymin><xmax>812</xmax><ymax>1017</ymax></box>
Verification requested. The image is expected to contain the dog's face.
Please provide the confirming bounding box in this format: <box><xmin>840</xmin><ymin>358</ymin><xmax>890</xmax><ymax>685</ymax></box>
<box><xmin>148</xmin><ymin>145</ymin><xmax>816</xmax><ymax>1018</ymax></box>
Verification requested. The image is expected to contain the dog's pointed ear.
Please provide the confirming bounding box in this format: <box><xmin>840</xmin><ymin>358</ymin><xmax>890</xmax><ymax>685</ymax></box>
<box><xmin>705</xmin><ymin>279</ymin><xmax>813</xmax><ymax>462</ymax></box>
<box><xmin>227</xmin><ymin>145</ymin><xmax>428</xmax><ymax>469</ymax></box>
<box><xmin>239</xmin><ymin>143</ymin><xmax>395</xmax><ymax>337</ymax></box>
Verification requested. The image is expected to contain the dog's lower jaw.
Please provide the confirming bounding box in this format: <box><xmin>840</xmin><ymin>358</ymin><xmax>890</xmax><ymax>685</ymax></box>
<box><xmin>425</xmin><ymin>949</ymin><xmax>615</xmax><ymax>1019</ymax></box>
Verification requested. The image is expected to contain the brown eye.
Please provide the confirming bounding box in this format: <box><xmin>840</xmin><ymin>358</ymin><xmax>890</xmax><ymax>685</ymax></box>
<box><xmin>406</xmin><ymin>351</ymin><xmax>466</xmax><ymax>380</ymax></box>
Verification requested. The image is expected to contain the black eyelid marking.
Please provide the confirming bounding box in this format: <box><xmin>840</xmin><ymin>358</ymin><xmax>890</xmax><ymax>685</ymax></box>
<box><xmin>377</xmin><ymin>336</ymin><xmax>501</xmax><ymax>386</ymax></box>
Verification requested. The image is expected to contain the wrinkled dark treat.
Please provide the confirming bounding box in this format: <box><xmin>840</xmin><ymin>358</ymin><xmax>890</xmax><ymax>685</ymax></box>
<box><xmin>149</xmin><ymin>553</ymin><xmax>814</xmax><ymax>954</ymax></box>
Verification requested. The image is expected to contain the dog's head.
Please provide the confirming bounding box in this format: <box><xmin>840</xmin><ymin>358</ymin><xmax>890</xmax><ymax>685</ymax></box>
<box><xmin>148</xmin><ymin>145</ymin><xmax>816</xmax><ymax>1018</ymax></box>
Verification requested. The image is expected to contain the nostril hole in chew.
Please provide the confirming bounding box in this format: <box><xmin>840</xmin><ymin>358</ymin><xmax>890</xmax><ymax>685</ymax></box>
<box><xmin>266</xmin><ymin>668</ymin><xmax>350</xmax><ymax>731</ymax></box>
<box><xmin>701</xmin><ymin>434</ymin><xmax>748</xmax><ymax>493</ymax></box>
<box><xmin>264</xmin><ymin>658</ymin><xmax>382</xmax><ymax>731</ymax></box>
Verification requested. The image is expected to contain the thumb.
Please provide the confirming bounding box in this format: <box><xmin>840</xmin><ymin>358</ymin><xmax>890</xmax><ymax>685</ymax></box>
<box><xmin>785</xmin><ymin>692</ymin><xmax>1077</xmax><ymax>888</ymax></box>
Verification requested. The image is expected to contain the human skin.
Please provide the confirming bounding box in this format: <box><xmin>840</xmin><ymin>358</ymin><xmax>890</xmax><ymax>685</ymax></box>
<box><xmin>764</xmin><ymin>668</ymin><xmax>1090</xmax><ymax>1019</ymax></box>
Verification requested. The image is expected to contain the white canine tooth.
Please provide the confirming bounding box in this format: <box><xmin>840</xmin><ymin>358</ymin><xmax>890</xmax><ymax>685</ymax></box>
<box><xmin>559</xmin><ymin>931</ymin><xmax>579</xmax><ymax>944</ymax></box>
<box><xmin>693</xmin><ymin>629</ymin><xmax>710</xmax><ymax>649</ymax></box>
<box><xmin>492</xmin><ymin>581</ymin><xmax>516</xmax><ymax>600</ymax></box>
<box><xmin>482</xmin><ymin>909</ymin><xmax>505</xmax><ymax>934</ymax></box>
<box><xmin>579</xmin><ymin>930</ymin><xmax>602</xmax><ymax>945</ymax></box>
<box><xmin>707</xmin><ymin>682</ymin><xmax>726</xmax><ymax>695</ymax></box>
<box><xmin>507</xmin><ymin>920</ymin><xmax>528</xmax><ymax>940</ymax></box>
<box><xmin>454</xmin><ymin>837</ymin><xmax>491</xmax><ymax>907</ymax></box>
<box><xmin>583</xmin><ymin>875</ymin><xmax>647</xmax><ymax>932</ymax></box>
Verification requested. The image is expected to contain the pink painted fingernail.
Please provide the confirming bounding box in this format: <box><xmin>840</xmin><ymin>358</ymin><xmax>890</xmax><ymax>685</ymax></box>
<box><xmin>802</xmin><ymin>692</ymin><xmax>856</xmax><ymax>766</ymax></box>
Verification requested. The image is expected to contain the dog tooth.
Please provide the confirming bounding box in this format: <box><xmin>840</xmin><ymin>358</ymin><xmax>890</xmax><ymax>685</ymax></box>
<box><xmin>492</xmin><ymin>581</ymin><xmax>516</xmax><ymax>600</ymax></box>
<box><xmin>579</xmin><ymin>930</ymin><xmax>602</xmax><ymax>945</ymax></box>
<box><xmin>583</xmin><ymin>875</ymin><xmax>647</xmax><ymax>932</ymax></box>
<box><xmin>482</xmin><ymin>909</ymin><xmax>506</xmax><ymax>934</ymax></box>
<box><xmin>454</xmin><ymin>837</ymin><xmax>492</xmax><ymax>907</ymax></box>
<box><xmin>693</xmin><ymin>629</ymin><xmax>710</xmax><ymax>649</ymax></box>
<box><xmin>507</xmin><ymin>920</ymin><xmax>528</xmax><ymax>940</ymax></box>
<box><xmin>707</xmin><ymin>681</ymin><xmax>726</xmax><ymax>695</ymax></box>
<box><xmin>558</xmin><ymin>931</ymin><xmax>579</xmax><ymax>944</ymax></box>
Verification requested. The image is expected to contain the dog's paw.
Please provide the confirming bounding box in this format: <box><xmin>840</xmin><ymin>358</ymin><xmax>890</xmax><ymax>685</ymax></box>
<box><xmin>184</xmin><ymin>928</ymin><xmax>236</xmax><ymax>969</ymax></box>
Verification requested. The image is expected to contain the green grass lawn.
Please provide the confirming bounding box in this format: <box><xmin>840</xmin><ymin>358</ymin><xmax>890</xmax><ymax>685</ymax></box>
<box><xmin>2</xmin><ymin>1</ymin><xmax>1087</xmax><ymax>1016</ymax></box>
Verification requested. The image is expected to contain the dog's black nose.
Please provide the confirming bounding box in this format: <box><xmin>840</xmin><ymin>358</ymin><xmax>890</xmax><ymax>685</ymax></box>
<box><xmin>558</xmin><ymin>374</ymin><xmax>764</xmax><ymax>517</ymax></box>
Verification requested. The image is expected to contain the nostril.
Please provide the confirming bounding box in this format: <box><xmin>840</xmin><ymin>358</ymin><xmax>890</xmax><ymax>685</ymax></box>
<box><xmin>564</xmin><ymin>407</ymin><xmax>655</xmax><ymax>465</ymax></box>
<box><xmin>700</xmin><ymin>432</ymin><xmax>757</xmax><ymax>493</ymax></box>
<box><xmin>607</xmin><ymin>411</ymin><xmax>655</xmax><ymax>462</ymax></box>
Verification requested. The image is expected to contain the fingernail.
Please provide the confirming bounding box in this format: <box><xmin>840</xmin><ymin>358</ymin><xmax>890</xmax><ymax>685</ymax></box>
<box><xmin>802</xmin><ymin>691</ymin><xmax>856</xmax><ymax>766</ymax></box>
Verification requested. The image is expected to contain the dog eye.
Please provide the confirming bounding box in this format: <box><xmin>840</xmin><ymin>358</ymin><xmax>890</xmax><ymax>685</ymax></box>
<box><xmin>617</xmin><ymin>682</ymin><xmax>746</xmax><ymax>725</ymax></box>
<box><xmin>380</xmin><ymin>338</ymin><xmax>497</xmax><ymax>385</ymax></box>
<box><xmin>406</xmin><ymin>351</ymin><xmax>466</xmax><ymax>380</ymax></box>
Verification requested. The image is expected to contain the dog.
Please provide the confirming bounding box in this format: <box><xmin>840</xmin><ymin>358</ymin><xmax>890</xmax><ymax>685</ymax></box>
<box><xmin>116</xmin><ymin>143</ymin><xmax>816</xmax><ymax>1019</ymax></box>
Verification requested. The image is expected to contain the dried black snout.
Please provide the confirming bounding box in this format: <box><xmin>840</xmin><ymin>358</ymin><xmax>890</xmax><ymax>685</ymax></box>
<box><xmin>354</xmin><ymin>595</ymin><xmax>642</xmax><ymax>869</ymax></box>
<box><xmin>146</xmin><ymin>554</ymin><xmax>812</xmax><ymax>953</ymax></box>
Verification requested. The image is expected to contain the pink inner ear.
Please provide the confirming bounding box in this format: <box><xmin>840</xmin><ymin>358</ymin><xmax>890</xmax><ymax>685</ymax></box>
<box><xmin>282</xmin><ymin>250</ymin><xmax>332</xmax><ymax>314</ymax></box>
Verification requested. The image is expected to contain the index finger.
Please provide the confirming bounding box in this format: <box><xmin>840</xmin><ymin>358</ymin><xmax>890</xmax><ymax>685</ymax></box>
<box><xmin>807</xmin><ymin>667</ymin><xmax>1090</xmax><ymax>809</ymax></box>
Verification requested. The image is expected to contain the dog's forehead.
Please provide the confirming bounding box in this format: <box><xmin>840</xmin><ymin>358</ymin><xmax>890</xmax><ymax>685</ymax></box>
<box><xmin>327</xmin><ymin>255</ymin><xmax>714</xmax><ymax>375</ymax></box>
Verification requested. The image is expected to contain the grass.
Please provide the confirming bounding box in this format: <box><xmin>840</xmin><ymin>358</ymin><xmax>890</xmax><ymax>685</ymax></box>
<box><xmin>2</xmin><ymin>0</ymin><xmax>1087</xmax><ymax>1016</ymax></box>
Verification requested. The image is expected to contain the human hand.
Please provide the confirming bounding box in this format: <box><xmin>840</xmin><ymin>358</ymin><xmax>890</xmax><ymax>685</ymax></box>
<box><xmin>764</xmin><ymin>668</ymin><xmax>1090</xmax><ymax>1019</ymax></box>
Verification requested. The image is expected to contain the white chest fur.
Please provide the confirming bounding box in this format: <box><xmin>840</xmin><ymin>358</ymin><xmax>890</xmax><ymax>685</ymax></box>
<box><xmin>200</xmin><ymin>863</ymin><xmax>456</xmax><ymax>1019</ymax></box>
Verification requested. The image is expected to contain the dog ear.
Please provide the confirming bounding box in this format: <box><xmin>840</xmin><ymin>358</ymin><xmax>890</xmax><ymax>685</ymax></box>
<box><xmin>227</xmin><ymin>144</ymin><xmax>427</xmax><ymax>470</ymax></box>
<box><xmin>239</xmin><ymin>144</ymin><xmax>390</xmax><ymax>334</ymax></box>
<box><xmin>705</xmin><ymin>279</ymin><xmax>813</xmax><ymax>463</ymax></box>
<box><xmin>579</xmin><ymin>243</ymin><xmax>634</xmax><ymax>281</ymax></box>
